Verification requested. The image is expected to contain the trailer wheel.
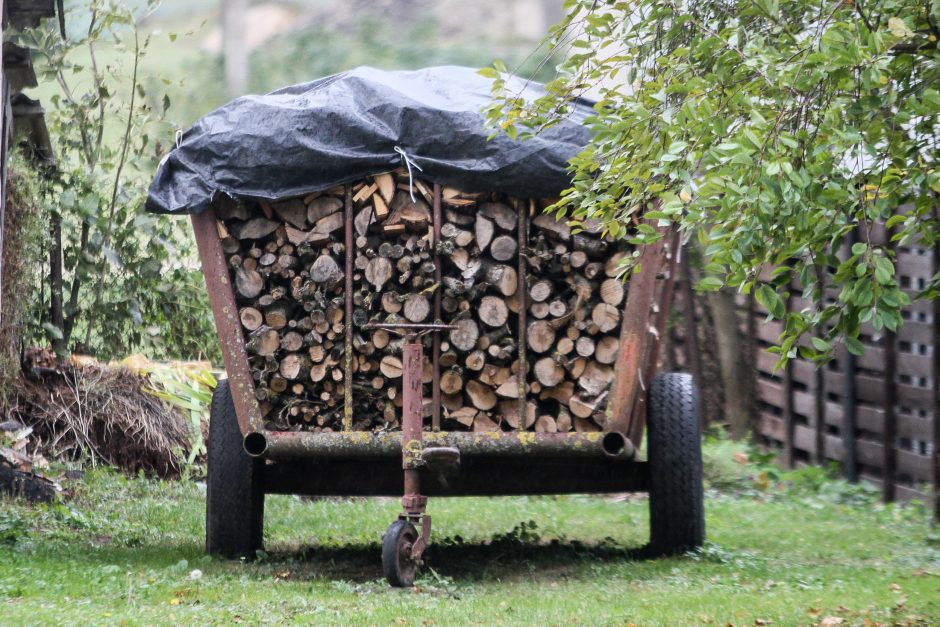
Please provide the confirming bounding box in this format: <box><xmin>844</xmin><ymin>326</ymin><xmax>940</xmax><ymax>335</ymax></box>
<box><xmin>206</xmin><ymin>380</ymin><xmax>264</xmax><ymax>558</ymax></box>
<box><xmin>383</xmin><ymin>519</ymin><xmax>419</xmax><ymax>587</ymax></box>
<box><xmin>647</xmin><ymin>372</ymin><xmax>704</xmax><ymax>556</ymax></box>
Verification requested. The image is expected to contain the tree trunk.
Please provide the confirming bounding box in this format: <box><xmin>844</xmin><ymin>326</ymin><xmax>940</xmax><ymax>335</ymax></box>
<box><xmin>707</xmin><ymin>287</ymin><xmax>753</xmax><ymax>439</ymax></box>
<box><xmin>49</xmin><ymin>216</ymin><xmax>67</xmax><ymax>355</ymax></box>
<box><xmin>221</xmin><ymin>0</ymin><xmax>248</xmax><ymax>97</ymax></box>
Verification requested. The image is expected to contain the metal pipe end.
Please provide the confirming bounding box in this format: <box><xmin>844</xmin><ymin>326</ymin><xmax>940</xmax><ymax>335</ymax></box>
<box><xmin>244</xmin><ymin>432</ymin><xmax>268</xmax><ymax>457</ymax></box>
<box><xmin>601</xmin><ymin>431</ymin><xmax>634</xmax><ymax>459</ymax></box>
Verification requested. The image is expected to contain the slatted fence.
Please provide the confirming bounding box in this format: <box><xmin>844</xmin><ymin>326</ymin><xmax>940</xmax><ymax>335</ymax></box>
<box><xmin>751</xmin><ymin>226</ymin><xmax>938</xmax><ymax>503</ymax></box>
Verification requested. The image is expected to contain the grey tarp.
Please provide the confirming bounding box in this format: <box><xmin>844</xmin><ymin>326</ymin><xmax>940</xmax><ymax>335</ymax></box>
<box><xmin>145</xmin><ymin>66</ymin><xmax>594</xmax><ymax>215</ymax></box>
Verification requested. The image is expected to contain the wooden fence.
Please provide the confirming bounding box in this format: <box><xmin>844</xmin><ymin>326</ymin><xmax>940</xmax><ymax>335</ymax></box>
<box><xmin>749</xmin><ymin>225</ymin><xmax>939</xmax><ymax>503</ymax></box>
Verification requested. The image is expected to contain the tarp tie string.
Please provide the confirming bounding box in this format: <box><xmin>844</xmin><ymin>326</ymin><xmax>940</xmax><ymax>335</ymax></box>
<box><xmin>394</xmin><ymin>146</ymin><xmax>424</xmax><ymax>203</ymax></box>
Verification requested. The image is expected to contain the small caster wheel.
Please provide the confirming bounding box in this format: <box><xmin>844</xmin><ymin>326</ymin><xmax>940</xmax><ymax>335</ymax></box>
<box><xmin>383</xmin><ymin>519</ymin><xmax>418</xmax><ymax>587</ymax></box>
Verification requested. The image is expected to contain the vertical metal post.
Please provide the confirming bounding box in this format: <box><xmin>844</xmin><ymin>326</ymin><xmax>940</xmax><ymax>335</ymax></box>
<box><xmin>883</xmin><ymin>328</ymin><xmax>897</xmax><ymax>502</ymax></box>
<box><xmin>517</xmin><ymin>200</ymin><xmax>530</xmax><ymax>422</ymax></box>
<box><xmin>343</xmin><ymin>184</ymin><xmax>354</xmax><ymax>431</ymax></box>
<box><xmin>401</xmin><ymin>338</ymin><xmax>424</xmax><ymax>503</ymax></box>
<box><xmin>431</xmin><ymin>184</ymin><xmax>442</xmax><ymax>431</ymax></box>
<box><xmin>605</xmin><ymin>222</ymin><xmax>670</xmax><ymax>437</ymax></box>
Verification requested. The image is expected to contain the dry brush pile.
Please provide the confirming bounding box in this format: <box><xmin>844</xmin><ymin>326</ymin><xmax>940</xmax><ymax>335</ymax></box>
<box><xmin>217</xmin><ymin>169</ymin><xmax>630</xmax><ymax>433</ymax></box>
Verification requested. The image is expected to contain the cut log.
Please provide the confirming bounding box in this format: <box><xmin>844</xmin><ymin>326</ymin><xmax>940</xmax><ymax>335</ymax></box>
<box><xmin>592</xmin><ymin>303</ymin><xmax>621</xmax><ymax>333</ymax></box>
<box><xmin>272</xmin><ymin>199</ymin><xmax>308</xmax><ymax>229</ymax></box>
<box><xmin>310</xmin><ymin>255</ymin><xmax>344</xmax><ymax>285</ymax></box>
<box><xmin>246</xmin><ymin>327</ymin><xmax>279</xmax><ymax>356</ymax></box>
<box><xmin>532</xmin><ymin>213</ymin><xmax>570</xmax><ymax>240</ymax></box>
<box><xmin>578</xmin><ymin>362</ymin><xmax>615</xmax><ymax>397</ymax></box>
<box><xmin>280</xmin><ymin>354</ymin><xmax>310</xmax><ymax>380</ymax></box>
<box><xmin>449</xmin><ymin>318</ymin><xmax>480</xmax><ymax>352</ymax></box>
<box><xmin>529</xmin><ymin>279</ymin><xmax>553</xmax><ymax>303</ymax></box>
<box><xmin>235</xmin><ymin>267</ymin><xmax>264</xmax><ymax>299</ymax></box>
<box><xmin>381</xmin><ymin>291</ymin><xmax>403</xmax><ymax>314</ymax></box>
<box><xmin>380</xmin><ymin>355</ymin><xmax>403</xmax><ymax>378</ymax></box>
<box><xmin>526</xmin><ymin>320</ymin><xmax>555</xmax><ymax>353</ymax></box>
<box><xmin>490</xmin><ymin>235</ymin><xmax>518</xmax><ymax>262</ymax></box>
<box><xmin>600</xmin><ymin>278</ymin><xmax>625</xmax><ymax>306</ymax></box>
<box><xmin>495</xmin><ymin>375</ymin><xmax>522</xmax><ymax>399</ymax></box>
<box><xmin>264</xmin><ymin>302</ymin><xmax>292</xmax><ymax>330</ymax></box>
<box><xmin>465</xmin><ymin>350</ymin><xmax>486</xmax><ymax>371</ymax></box>
<box><xmin>534</xmin><ymin>415</ymin><xmax>557</xmax><ymax>433</ymax></box>
<box><xmin>499</xmin><ymin>400</ymin><xmax>536</xmax><ymax>429</ymax></box>
<box><xmin>239</xmin><ymin>307</ymin><xmax>263</xmax><ymax>331</ymax></box>
<box><xmin>280</xmin><ymin>331</ymin><xmax>304</xmax><ymax>352</ymax></box>
<box><xmin>479</xmin><ymin>296</ymin><xmax>509</xmax><ymax>328</ymax></box>
<box><xmin>230</xmin><ymin>217</ymin><xmax>280</xmax><ymax>240</ymax></box>
<box><xmin>480</xmin><ymin>202</ymin><xmax>517</xmax><ymax>231</ymax></box>
<box><xmin>569</xmin><ymin>395</ymin><xmax>596</xmax><ymax>419</ymax></box>
<box><xmin>472</xmin><ymin>413</ymin><xmax>499</xmax><ymax>432</ymax></box>
<box><xmin>485</xmin><ymin>264</ymin><xmax>517</xmax><ymax>297</ymax></box>
<box><xmin>313</xmin><ymin>212</ymin><xmax>344</xmax><ymax>235</ymax></box>
<box><xmin>365</xmin><ymin>257</ymin><xmax>393</xmax><ymax>289</ymax></box>
<box><xmin>403</xmin><ymin>294</ymin><xmax>430</xmax><ymax>322</ymax></box>
<box><xmin>595</xmin><ymin>336</ymin><xmax>619</xmax><ymax>364</ymax></box>
<box><xmin>448</xmin><ymin>406</ymin><xmax>477</xmax><ymax>427</ymax></box>
<box><xmin>474</xmin><ymin>215</ymin><xmax>495</xmax><ymax>251</ymax></box>
<box><xmin>534</xmin><ymin>357</ymin><xmax>565</xmax><ymax>387</ymax></box>
<box><xmin>466</xmin><ymin>380</ymin><xmax>497</xmax><ymax>411</ymax></box>
<box><xmin>440</xmin><ymin>370</ymin><xmax>463</xmax><ymax>395</ymax></box>
<box><xmin>539</xmin><ymin>379</ymin><xmax>574</xmax><ymax>406</ymax></box>
<box><xmin>307</xmin><ymin>196</ymin><xmax>343</xmax><ymax>223</ymax></box>
<box><xmin>575</xmin><ymin>336</ymin><xmax>595</xmax><ymax>358</ymax></box>
<box><xmin>375</xmin><ymin>173</ymin><xmax>395</xmax><ymax>203</ymax></box>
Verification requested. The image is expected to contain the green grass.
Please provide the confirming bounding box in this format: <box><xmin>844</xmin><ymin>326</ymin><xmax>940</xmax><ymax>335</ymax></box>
<box><xmin>2</xmin><ymin>458</ymin><xmax>939</xmax><ymax>625</ymax></box>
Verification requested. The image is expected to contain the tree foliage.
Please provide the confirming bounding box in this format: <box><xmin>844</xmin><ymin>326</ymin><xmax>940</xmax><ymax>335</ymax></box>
<box><xmin>485</xmin><ymin>0</ymin><xmax>939</xmax><ymax>362</ymax></box>
<box><xmin>13</xmin><ymin>0</ymin><xmax>219</xmax><ymax>361</ymax></box>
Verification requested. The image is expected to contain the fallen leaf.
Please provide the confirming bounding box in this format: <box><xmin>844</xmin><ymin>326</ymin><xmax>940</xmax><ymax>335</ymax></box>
<box><xmin>819</xmin><ymin>617</ymin><xmax>843</xmax><ymax>626</ymax></box>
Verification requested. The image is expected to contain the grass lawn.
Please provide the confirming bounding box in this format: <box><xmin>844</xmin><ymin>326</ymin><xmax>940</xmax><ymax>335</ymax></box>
<box><xmin>2</xmin><ymin>454</ymin><xmax>939</xmax><ymax>625</ymax></box>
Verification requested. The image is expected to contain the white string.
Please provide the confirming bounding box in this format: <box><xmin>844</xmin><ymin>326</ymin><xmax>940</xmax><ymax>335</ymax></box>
<box><xmin>394</xmin><ymin>145</ymin><xmax>424</xmax><ymax>203</ymax></box>
<box><xmin>175</xmin><ymin>129</ymin><xmax>183</xmax><ymax>149</ymax></box>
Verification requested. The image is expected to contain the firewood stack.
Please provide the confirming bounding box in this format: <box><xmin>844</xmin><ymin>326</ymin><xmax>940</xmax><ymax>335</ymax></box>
<box><xmin>215</xmin><ymin>168</ymin><xmax>629</xmax><ymax>433</ymax></box>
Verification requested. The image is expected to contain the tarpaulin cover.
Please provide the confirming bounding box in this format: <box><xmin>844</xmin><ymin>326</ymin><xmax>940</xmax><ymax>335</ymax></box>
<box><xmin>145</xmin><ymin>65</ymin><xmax>594</xmax><ymax>215</ymax></box>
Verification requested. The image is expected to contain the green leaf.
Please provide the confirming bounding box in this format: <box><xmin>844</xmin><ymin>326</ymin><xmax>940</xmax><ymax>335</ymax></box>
<box><xmin>810</xmin><ymin>337</ymin><xmax>830</xmax><ymax>352</ymax></box>
<box><xmin>844</xmin><ymin>336</ymin><xmax>865</xmax><ymax>356</ymax></box>
<box><xmin>697</xmin><ymin>276</ymin><xmax>724</xmax><ymax>292</ymax></box>
<box><xmin>756</xmin><ymin>284</ymin><xmax>786</xmax><ymax>318</ymax></box>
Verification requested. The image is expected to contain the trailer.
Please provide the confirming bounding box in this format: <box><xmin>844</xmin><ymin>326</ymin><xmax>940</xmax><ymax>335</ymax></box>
<box><xmin>149</xmin><ymin>66</ymin><xmax>704</xmax><ymax>587</ymax></box>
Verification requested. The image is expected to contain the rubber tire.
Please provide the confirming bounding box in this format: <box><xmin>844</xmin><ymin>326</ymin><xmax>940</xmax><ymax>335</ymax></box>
<box><xmin>382</xmin><ymin>520</ymin><xmax>419</xmax><ymax>587</ymax></box>
<box><xmin>647</xmin><ymin>372</ymin><xmax>705</xmax><ymax>556</ymax></box>
<box><xmin>206</xmin><ymin>380</ymin><xmax>265</xmax><ymax>558</ymax></box>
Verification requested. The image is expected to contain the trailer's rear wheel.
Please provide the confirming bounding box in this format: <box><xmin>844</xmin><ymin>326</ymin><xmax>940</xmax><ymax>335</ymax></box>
<box><xmin>206</xmin><ymin>380</ymin><xmax>264</xmax><ymax>558</ymax></box>
<box><xmin>647</xmin><ymin>372</ymin><xmax>704</xmax><ymax>556</ymax></box>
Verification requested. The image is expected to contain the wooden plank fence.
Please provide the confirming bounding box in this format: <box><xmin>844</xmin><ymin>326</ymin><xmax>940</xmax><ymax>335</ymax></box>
<box><xmin>749</xmin><ymin>225</ymin><xmax>938</xmax><ymax>504</ymax></box>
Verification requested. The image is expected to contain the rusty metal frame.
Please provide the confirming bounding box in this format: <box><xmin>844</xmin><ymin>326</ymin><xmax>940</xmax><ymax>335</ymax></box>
<box><xmin>258</xmin><ymin>430</ymin><xmax>632</xmax><ymax>460</ymax></box>
<box><xmin>431</xmin><ymin>183</ymin><xmax>443</xmax><ymax>431</ymax></box>
<box><xmin>517</xmin><ymin>199</ymin><xmax>529</xmax><ymax>421</ymax></box>
<box><xmin>343</xmin><ymin>184</ymin><xmax>354</xmax><ymax>431</ymax></box>
<box><xmin>629</xmin><ymin>225</ymin><xmax>680</xmax><ymax>445</ymax></box>
<box><xmin>194</xmin><ymin>197</ymin><xmax>669</xmax><ymax>464</ymax></box>
<box><xmin>605</xmin><ymin>221</ymin><xmax>673</xmax><ymax>438</ymax></box>
<box><xmin>191</xmin><ymin>208</ymin><xmax>265</xmax><ymax>437</ymax></box>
